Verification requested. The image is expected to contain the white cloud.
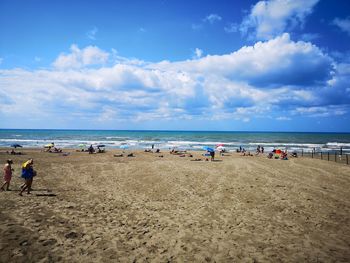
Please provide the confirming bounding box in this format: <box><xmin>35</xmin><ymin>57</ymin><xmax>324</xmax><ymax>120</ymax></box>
<box><xmin>1</xmin><ymin>34</ymin><xmax>348</xmax><ymax>126</ymax></box>
<box><xmin>86</xmin><ymin>26</ymin><xmax>98</xmax><ymax>40</ymax></box>
<box><xmin>53</xmin><ymin>44</ymin><xmax>109</xmax><ymax>69</ymax></box>
<box><xmin>240</xmin><ymin>0</ymin><xmax>319</xmax><ymax>40</ymax></box>
<box><xmin>332</xmin><ymin>17</ymin><xmax>350</xmax><ymax>35</ymax></box>
<box><xmin>204</xmin><ymin>14</ymin><xmax>222</xmax><ymax>24</ymax></box>
<box><xmin>193</xmin><ymin>48</ymin><xmax>203</xmax><ymax>59</ymax></box>
<box><xmin>151</xmin><ymin>33</ymin><xmax>333</xmax><ymax>88</ymax></box>
<box><xmin>293</xmin><ymin>106</ymin><xmax>347</xmax><ymax>117</ymax></box>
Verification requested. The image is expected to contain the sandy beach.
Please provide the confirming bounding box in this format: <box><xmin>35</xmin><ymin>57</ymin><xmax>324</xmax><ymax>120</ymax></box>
<box><xmin>0</xmin><ymin>148</ymin><xmax>349</xmax><ymax>262</ymax></box>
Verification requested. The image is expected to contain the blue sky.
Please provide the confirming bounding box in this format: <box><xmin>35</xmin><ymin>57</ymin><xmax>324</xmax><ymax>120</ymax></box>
<box><xmin>1</xmin><ymin>0</ymin><xmax>350</xmax><ymax>131</ymax></box>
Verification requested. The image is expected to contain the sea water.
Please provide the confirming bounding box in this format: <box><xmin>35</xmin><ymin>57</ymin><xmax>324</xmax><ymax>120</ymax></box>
<box><xmin>0</xmin><ymin>129</ymin><xmax>350</xmax><ymax>153</ymax></box>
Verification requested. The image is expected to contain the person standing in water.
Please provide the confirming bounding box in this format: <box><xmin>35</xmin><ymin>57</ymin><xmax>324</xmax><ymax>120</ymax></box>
<box><xmin>1</xmin><ymin>159</ymin><xmax>14</xmax><ymax>191</ymax></box>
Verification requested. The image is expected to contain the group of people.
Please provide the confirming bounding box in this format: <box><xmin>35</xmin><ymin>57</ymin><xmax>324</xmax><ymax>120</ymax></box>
<box><xmin>267</xmin><ymin>149</ymin><xmax>289</xmax><ymax>160</ymax></box>
<box><xmin>256</xmin><ymin>145</ymin><xmax>265</xmax><ymax>154</ymax></box>
<box><xmin>87</xmin><ymin>145</ymin><xmax>105</xmax><ymax>154</ymax></box>
<box><xmin>45</xmin><ymin>143</ymin><xmax>62</xmax><ymax>153</ymax></box>
<box><xmin>6</xmin><ymin>149</ymin><xmax>22</xmax><ymax>155</ymax></box>
<box><xmin>1</xmin><ymin>158</ymin><xmax>37</xmax><ymax>196</ymax></box>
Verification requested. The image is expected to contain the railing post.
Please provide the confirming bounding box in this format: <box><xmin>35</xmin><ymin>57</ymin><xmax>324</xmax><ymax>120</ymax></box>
<box><xmin>328</xmin><ymin>152</ymin><xmax>329</xmax><ymax>161</ymax></box>
<box><xmin>347</xmin><ymin>154</ymin><xmax>349</xmax><ymax>165</ymax></box>
<box><xmin>312</xmin><ymin>151</ymin><xmax>313</xmax><ymax>158</ymax></box>
<box><xmin>340</xmin><ymin>147</ymin><xmax>343</xmax><ymax>156</ymax></box>
<box><xmin>321</xmin><ymin>152</ymin><xmax>323</xmax><ymax>160</ymax></box>
<box><xmin>335</xmin><ymin>152</ymin><xmax>337</xmax><ymax>162</ymax></box>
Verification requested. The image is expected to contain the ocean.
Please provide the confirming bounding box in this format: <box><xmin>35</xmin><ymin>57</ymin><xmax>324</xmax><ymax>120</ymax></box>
<box><xmin>1</xmin><ymin>129</ymin><xmax>350</xmax><ymax>153</ymax></box>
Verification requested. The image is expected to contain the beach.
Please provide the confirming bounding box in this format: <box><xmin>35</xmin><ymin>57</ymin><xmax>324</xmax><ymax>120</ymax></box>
<box><xmin>0</xmin><ymin>148</ymin><xmax>349</xmax><ymax>262</ymax></box>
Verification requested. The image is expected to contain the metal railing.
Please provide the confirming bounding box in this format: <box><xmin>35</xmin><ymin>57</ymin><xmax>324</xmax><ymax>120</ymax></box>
<box><xmin>300</xmin><ymin>148</ymin><xmax>349</xmax><ymax>165</ymax></box>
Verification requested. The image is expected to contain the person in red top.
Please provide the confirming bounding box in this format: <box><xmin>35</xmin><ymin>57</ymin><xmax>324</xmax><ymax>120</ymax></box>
<box><xmin>1</xmin><ymin>159</ymin><xmax>14</xmax><ymax>191</ymax></box>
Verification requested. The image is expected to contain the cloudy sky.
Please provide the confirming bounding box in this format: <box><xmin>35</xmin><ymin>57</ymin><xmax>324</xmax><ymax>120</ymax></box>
<box><xmin>1</xmin><ymin>0</ymin><xmax>350</xmax><ymax>131</ymax></box>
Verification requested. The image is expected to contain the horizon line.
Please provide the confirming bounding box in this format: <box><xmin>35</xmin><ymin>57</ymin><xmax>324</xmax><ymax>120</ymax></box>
<box><xmin>0</xmin><ymin>128</ymin><xmax>350</xmax><ymax>134</ymax></box>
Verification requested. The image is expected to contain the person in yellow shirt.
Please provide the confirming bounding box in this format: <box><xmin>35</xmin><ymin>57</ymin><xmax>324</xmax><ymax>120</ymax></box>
<box><xmin>19</xmin><ymin>159</ymin><xmax>36</xmax><ymax>196</ymax></box>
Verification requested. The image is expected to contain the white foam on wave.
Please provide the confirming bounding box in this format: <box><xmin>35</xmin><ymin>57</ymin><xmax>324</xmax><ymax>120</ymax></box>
<box><xmin>167</xmin><ymin>141</ymin><xmax>241</xmax><ymax>146</ymax></box>
<box><xmin>1</xmin><ymin>137</ymin><xmax>349</xmax><ymax>151</ymax></box>
<box><xmin>326</xmin><ymin>142</ymin><xmax>350</xmax><ymax>147</ymax></box>
<box><xmin>105</xmin><ymin>136</ymin><xmax>129</xmax><ymax>140</ymax></box>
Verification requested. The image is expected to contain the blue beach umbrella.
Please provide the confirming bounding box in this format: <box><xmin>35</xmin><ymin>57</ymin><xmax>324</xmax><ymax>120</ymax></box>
<box><xmin>120</xmin><ymin>145</ymin><xmax>129</xmax><ymax>150</ymax></box>
<box><xmin>203</xmin><ymin>146</ymin><xmax>214</xmax><ymax>152</ymax></box>
<box><xmin>11</xmin><ymin>143</ymin><xmax>22</xmax><ymax>148</ymax></box>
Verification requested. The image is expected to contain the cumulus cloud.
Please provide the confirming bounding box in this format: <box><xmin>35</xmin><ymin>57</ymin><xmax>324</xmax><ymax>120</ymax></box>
<box><xmin>151</xmin><ymin>33</ymin><xmax>333</xmax><ymax>88</ymax></box>
<box><xmin>53</xmin><ymin>44</ymin><xmax>109</xmax><ymax>69</ymax></box>
<box><xmin>240</xmin><ymin>0</ymin><xmax>319</xmax><ymax>40</ymax></box>
<box><xmin>0</xmin><ymin>34</ymin><xmax>348</xmax><ymax>127</ymax></box>
<box><xmin>204</xmin><ymin>14</ymin><xmax>222</xmax><ymax>24</ymax></box>
<box><xmin>332</xmin><ymin>17</ymin><xmax>350</xmax><ymax>35</ymax></box>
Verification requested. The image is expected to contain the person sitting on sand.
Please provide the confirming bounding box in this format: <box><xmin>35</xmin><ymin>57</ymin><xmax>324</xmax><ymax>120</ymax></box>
<box><xmin>53</xmin><ymin>147</ymin><xmax>62</xmax><ymax>153</ymax></box>
<box><xmin>19</xmin><ymin>159</ymin><xmax>36</xmax><ymax>196</ymax></box>
<box><xmin>7</xmin><ymin>149</ymin><xmax>22</xmax><ymax>155</ymax></box>
<box><xmin>1</xmin><ymin>159</ymin><xmax>14</xmax><ymax>191</ymax></box>
<box><xmin>281</xmin><ymin>151</ymin><xmax>288</xmax><ymax>160</ymax></box>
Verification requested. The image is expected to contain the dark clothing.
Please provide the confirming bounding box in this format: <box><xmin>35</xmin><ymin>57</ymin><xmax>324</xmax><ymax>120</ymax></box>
<box><xmin>22</xmin><ymin>167</ymin><xmax>34</xmax><ymax>179</ymax></box>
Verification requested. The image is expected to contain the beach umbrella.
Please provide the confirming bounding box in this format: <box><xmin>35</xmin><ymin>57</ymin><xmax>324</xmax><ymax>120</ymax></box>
<box><xmin>11</xmin><ymin>143</ymin><xmax>22</xmax><ymax>148</ymax></box>
<box><xmin>120</xmin><ymin>144</ymin><xmax>129</xmax><ymax>150</ymax></box>
<box><xmin>44</xmin><ymin>143</ymin><xmax>54</xmax><ymax>148</ymax></box>
<box><xmin>216</xmin><ymin>143</ymin><xmax>224</xmax><ymax>147</ymax></box>
<box><xmin>78</xmin><ymin>144</ymin><xmax>85</xmax><ymax>147</ymax></box>
<box><xmin>97</xmin><ymin>144</ymin><xmax>105</xmax><ymax>148</ymax></box>
<box><xmin>216</xmin><ymin>146</ymin><xmax>225</xmax><ymax>151</ymax></box>
<box><xmin>203</xmin><ymin>146</ymin><xmax>214</xmax><ymax>152</ymax></box>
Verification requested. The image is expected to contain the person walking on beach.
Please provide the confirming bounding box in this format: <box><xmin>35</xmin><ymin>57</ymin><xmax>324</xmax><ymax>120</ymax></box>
<box><xmin>19</xmin><ymin>159</ymin><xmax>36</xmax><ymax>196</ymax></box>
<box><xmin>1</xmin><ymin>159</ymin><xmax>14</xmax><ymax>191</ymax></box>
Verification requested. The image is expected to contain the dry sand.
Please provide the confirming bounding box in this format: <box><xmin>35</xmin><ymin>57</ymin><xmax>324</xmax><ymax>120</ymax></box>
<box><xmin>0</xmin><ymin>149</ymin><xmax>349</xmax><ymax>262</ymax></box>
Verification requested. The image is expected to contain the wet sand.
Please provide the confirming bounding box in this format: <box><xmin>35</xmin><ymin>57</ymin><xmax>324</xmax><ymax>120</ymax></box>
<box><xmin>0</xmin><ymin>149</ymin><xmax>349</xmax><ymax>262</ymax></box>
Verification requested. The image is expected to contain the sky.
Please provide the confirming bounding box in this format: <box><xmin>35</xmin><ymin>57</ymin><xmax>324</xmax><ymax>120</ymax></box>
<box><xmin>0</xmin><ymin>0</ymin><xmax>350</xmax><ymax>132</ymax></box>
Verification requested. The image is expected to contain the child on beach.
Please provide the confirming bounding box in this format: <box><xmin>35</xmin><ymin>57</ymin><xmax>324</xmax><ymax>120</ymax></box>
<box><xmin>1</xmin><ymin>159</ymin><xmax>14</xmax><ymax>191</ymax></box>
<box><xmin>19</xmin><ymin>159</ymin><xmax>36</xmax><ymax>196</ymax></box>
